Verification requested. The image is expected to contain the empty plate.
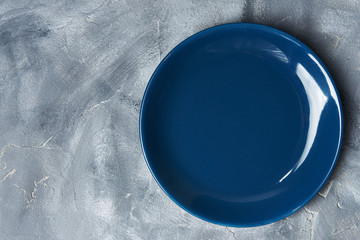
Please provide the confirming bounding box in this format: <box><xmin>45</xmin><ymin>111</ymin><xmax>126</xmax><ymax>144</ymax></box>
<box><xmin>140</xmin><ymin>23</ymin><xmax>343</xmax><ymax>227</ymax></box>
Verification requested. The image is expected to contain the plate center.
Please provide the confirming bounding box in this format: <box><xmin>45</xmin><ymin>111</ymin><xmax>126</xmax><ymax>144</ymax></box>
<box><xmin>161</xmin><ymin>53</ymin><xmax>308</xmax><ymax>200</ymax></box>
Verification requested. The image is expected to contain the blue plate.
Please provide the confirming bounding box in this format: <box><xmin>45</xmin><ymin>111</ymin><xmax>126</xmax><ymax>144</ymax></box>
<box><xmin>140</xmin><ymin>23</ymin><xmax>343</xmax><ymax>227</ymax></box>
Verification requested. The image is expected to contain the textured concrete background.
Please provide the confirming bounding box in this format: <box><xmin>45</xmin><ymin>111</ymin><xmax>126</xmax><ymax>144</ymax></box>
<box><xmin>0</xmin><ymin>0</ymin><xmax>359</xmax><ymax>239</ymax></box>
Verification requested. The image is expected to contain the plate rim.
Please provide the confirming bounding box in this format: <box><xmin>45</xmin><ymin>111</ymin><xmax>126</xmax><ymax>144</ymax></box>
<box><xmin>139</xmin><ymin>23</ymin><xmax>343</xmax><ymax>227</ymax></box>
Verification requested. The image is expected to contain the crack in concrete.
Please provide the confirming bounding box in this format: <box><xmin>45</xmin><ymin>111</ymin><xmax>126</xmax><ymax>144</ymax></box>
<box><xmin>53</xmin><ymin>17</ymin><xmax>73</xmax><ymax>30</ymax></box>
<box><xmin>226</xmin><ymin>227</ymin><xmax>237</xmax><ymax>240</ymax></box>
<box><xmin>336</xmin><ymin>189</ymin><xmax>344</xmax><ymax>210</ymax></box>
<box><xmin>332</xmin><ymin>223</ymin><xmax>358</xmax><ymax>236</ymax></box>
<box><xmin>276</xmin><ymin>15</ymin><xmax>292</xmax><ymax>25</ymax></box>
<box><xmin>318</xmin><ymin>180</ymin><xmax>334</xmax><ymax>199</ymax></box>
<box><xmin>82</xmin><ymin>96</ymin><xmax>115</xmax><ymax>116</ymax></box>
<box><xmin>30</xmin><ymin>176</ymin><xmax>50</xmax><ymax>200</ymax></box>
<box><xmin>15</xmin><ymin>136</ymin><xmax>53</xmax><ymax>150</ymax></box>
<box><xmin>304</xmin><ymin>207</ymin><xmax>318</xmax><ymax>240</ymax></box>
<box><xmin>0</xmin><ymin>137</ymin><xmax>54</xmax><ymax>190</ymax></box>
<box><xmin>0</xmin><ymin>144</ymin><xmax>15</xmax><ymax>171</ymax></box>
<box><xmin>37</xmin><ymin>137</ymin><xmax>53</xmax><ymax>148</ymax></box>
<box><xmin>86</xmin><ymin>16</ymin><xmax>95</xmax><ymax>23</ymax></box>
<box><xmin>0</xmin><ymin>137</ymin><xmax>53</xmax><ymax>164</ymax></box>
<box><xmin>0</xmin><ymin>161</ymin><xmax>6</xmax><ymax>171</ymax></box>
<box><xmin>13</xmin><ymin>183</ymin><xmax>28</xmax><ymax>201</ymax></box>
<box><xmin>0</xmin><ymin>169</ymin><xmax>16</xmax><ymax>183</ymax></box>
<box><xmin>81</xmin><ymin>89</ymin><xmax>125</xmax><ymax>116</ymax></box>
<box><xmin>81</xmin><ymin>90</ymin><xmax>141</xmax><ymax>117</ymax></box>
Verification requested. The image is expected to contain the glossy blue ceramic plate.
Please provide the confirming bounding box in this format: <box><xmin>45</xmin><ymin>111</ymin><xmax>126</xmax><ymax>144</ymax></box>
<box><xmin>140</xmin><ymin>23</ymin><xmax>342</xmax><ymax>227</ymax></box>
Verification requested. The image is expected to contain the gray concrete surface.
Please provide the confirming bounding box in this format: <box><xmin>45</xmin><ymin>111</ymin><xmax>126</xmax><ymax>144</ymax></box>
<box><xmin>0</xmin><ymin>0</ymin><xmax>359</xmax><ymax>239</ymax></box>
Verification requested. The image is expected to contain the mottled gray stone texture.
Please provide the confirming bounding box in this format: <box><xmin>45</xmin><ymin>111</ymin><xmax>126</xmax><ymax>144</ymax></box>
<box><xmin>0</xmin><ymin>0</ymin><xmax>359</xmax><ymax>239</ymax></box>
